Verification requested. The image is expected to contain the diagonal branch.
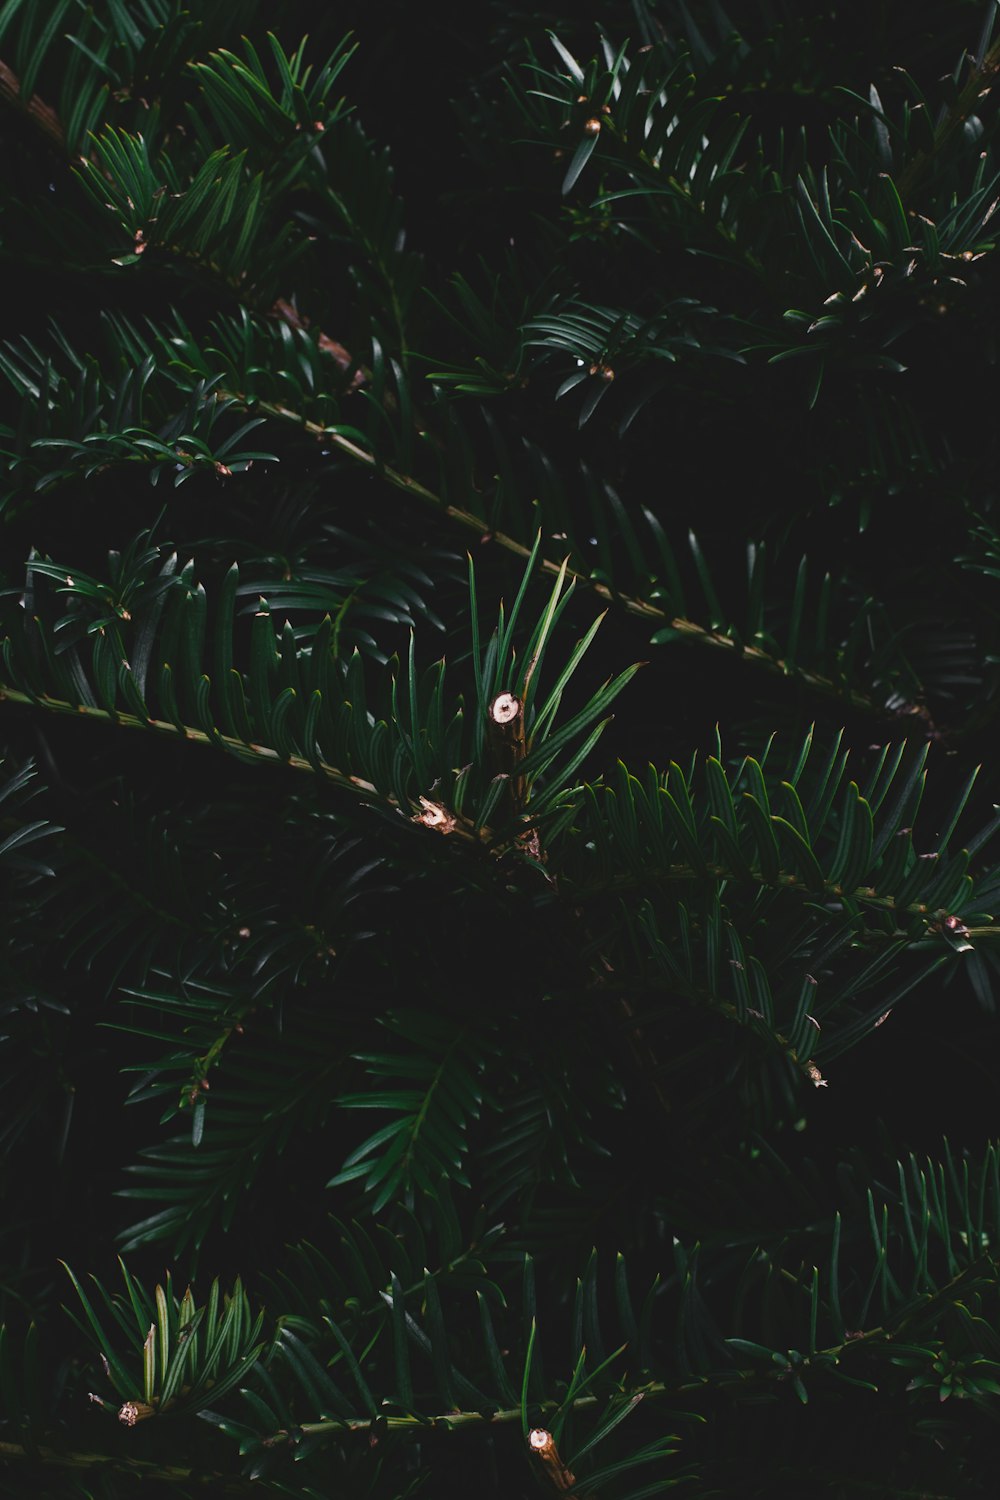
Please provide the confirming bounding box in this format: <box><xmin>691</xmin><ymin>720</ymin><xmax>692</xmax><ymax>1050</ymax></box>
<box><xmin>0</xmin><ymin>57</ymin><xmax>66</xmax><ymax>152</ymax></box>
<box><xmin>229</xmin><ymin>392</ymin><xmax>881</xmax><ymax>715</ymax></box>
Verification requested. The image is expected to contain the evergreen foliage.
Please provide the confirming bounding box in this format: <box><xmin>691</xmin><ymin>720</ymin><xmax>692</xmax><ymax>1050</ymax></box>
<box><xmin>3</xmin><ymin>2</ymin><xmax>1000</xmax><ymax>1494</ymax></box>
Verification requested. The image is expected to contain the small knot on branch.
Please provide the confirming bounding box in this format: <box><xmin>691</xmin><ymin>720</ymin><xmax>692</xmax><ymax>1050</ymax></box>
<box><xmin>489</xmin><ymin>691</ymin><xmax>522</xmax><ymax>726</ymax></box>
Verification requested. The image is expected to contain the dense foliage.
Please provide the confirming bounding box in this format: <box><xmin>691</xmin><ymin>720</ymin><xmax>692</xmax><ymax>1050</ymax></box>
<box><xmin>3</xmin><ymin>2</ymin><xmax>1000</xmax><ymax>1495</ymax></box>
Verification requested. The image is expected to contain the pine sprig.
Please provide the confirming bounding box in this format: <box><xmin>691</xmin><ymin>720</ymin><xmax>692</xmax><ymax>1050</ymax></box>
<box><xmin>3</xmin><ymin>5</ymin><xmax>1000</xmax><ymax>1496</ymax></box>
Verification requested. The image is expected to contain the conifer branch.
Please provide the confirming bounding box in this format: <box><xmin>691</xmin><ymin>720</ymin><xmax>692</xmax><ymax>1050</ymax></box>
<box><xmin>224</xmin><ymin>393</ymin><xmax>883</xmax><ymax>713</ymax></box>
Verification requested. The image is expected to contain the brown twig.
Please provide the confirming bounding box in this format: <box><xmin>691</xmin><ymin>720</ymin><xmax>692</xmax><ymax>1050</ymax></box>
<box><xmin>0</xmin><ymin>57</ymin><xmax>66</xmax><ymax>152</ymax></box>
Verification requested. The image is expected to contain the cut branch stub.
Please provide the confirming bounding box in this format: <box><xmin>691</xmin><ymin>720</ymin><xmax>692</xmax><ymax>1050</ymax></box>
<box><xmin>528</xmin><ymin>1428</ymin><xmax>578</xmax><ymax>1492</ymax></box>
<box><xmin>411</xmin><ymin>795</ymin><xmax>458</xmax><ymax>834</ymax></box>
<box><xmin>490</xmin><ymin>691</ymin><xmax>522</xmax><ymax>730</ymax></box>
<box><xmin>118</xmin><ymin>1401</ymin><xmax>155</xmax><ymax>1426</ymax></box>
<box><xmin>487</xmin><ymin>691</ymin><xmax>526</xmax><ymax>812</ymax></box>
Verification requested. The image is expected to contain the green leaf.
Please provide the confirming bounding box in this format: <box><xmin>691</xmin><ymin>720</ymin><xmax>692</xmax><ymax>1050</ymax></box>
<box><xmin>562</xmin><ymin>132</ymin><xmax>600</xmax><ymax>195</ymax></box>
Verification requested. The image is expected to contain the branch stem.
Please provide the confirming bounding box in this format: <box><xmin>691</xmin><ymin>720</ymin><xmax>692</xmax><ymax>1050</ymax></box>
<box><xmin>228</xmin><ymin>394</ymin><xmax>880</xmax><ymax>714</ymax></box>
